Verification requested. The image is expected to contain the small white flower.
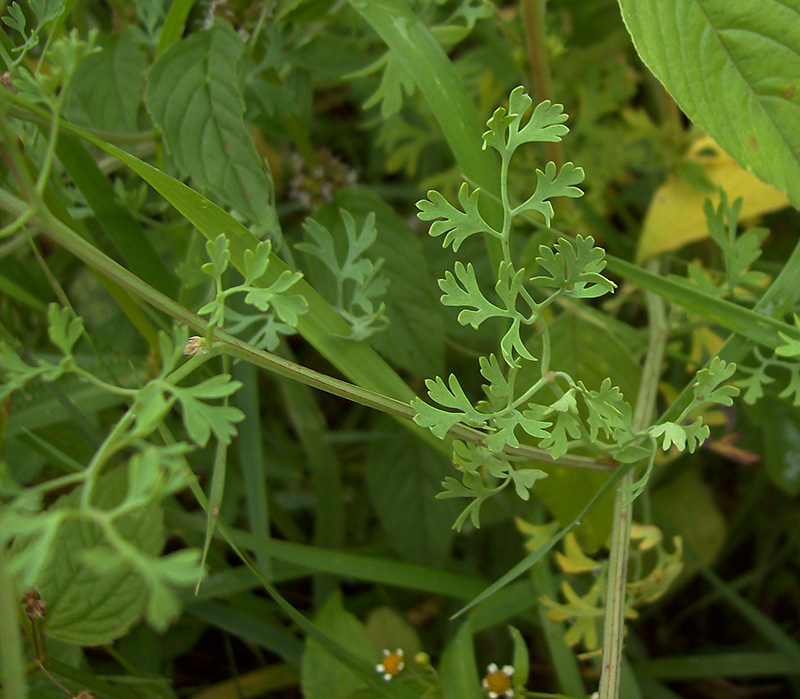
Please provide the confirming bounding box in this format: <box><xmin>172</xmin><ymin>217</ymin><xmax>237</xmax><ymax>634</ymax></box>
<box><xmin>375</xmin><ymin>648</ymin><xmax>404</xmax><ymax>681</ymax></box>
<box><xmin>482</xmin><ymin>663</ymin><xmax>514</xmax><ymax>697</ymax></box>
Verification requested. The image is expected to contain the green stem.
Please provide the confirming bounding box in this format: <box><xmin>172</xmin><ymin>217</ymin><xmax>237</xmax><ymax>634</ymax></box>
<box><xmin>598</xmin><ymin>261</ymin><xmax>666</xmax><ymax>698</ymax></box>
<box><xmin>520</xmin><ymin>0</ymin><xmax>564</xmax><ymax>169</ymax></box>
<box><xmin>0</xmin><ymin>547</ymin><xmax>27</xmax><ymax>699</ymax></box>
<box><xmin>80</xmin><ymin>409</ymin><xmax>136</xmax><ymax>507</ymax></box>
<box><xmin>31</xmin><ymin>210</ymin><xmax>616</xmax><ymax>469</ymax></box>
<box><xmin>0</xmin><ymin>112</ymin><xmax>614</xmax><ymax>472</ymax></box>
<box><xmin>500</xmin><ymin>154</ymin><xmax>514</xmax><ymax>263</ymax></box>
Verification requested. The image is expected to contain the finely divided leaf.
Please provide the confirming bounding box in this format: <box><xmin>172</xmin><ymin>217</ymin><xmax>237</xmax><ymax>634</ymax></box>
<box><xmin>439</xmin><ymin>261</ymin><xmax>508</xmax><ymax>327</ymax></box>
<box><xmin>530</xmin><ymin>235</ymin><xmax>615</xmax><ymax>298</ymax></box>
<box><xmin>508</xmin><ymin>467</ymin><xmax>548</xmax><ymax>501</ymax></box>
<box><xmin>358</xmin><ymin>51</ymin><xmax>416</xmax><ymax>118</ymax></box>
<box><xmin>777</xmin><ymin>315</ymin><xmax>800</xmax><ymax>357</ymax></box>
<box><xmin>479</xmin><ymin>353</ymin><xmax>514</xmax><ymax>406</ymax></box>
<box><xmin>482</xmin><ymin>86</ymin><xmax>570</xmax><ymax>157</ymax></box>
<box><xmin>539</xmin><ymin>410</ymin><xmax>581</xmax><ymax>459</ymax></box>
<box><xmin>299</xmin><ymin>210</ymin><xmax>387</xmax><ymax>340</ymax></box>
<box><xmin>169</xmin><ymin>375</ymin><xmax>245</xmax><ymax>446</ymax></box>
<box><xmin>649</xmin><ymin>417</ymin><xmax>709</xmax><ymax>453</ymax></box>
<box><xmin>203</xmin><ymin>233</ymin><xmax>231</xmax><ymax>280</ymax></box>
<box><xmin>47</xmin><ymin>304</ymin><xmax>83</xmax><ymax>356</ymax></box>
<box><xmin>514</xmin><ymin>161</ymin><xmax>585</xmax><ymax>224</ymax></box>
<box><xmin>580</xmin><ymin>377</ymin><xmax>628</xmax><ymax>441</ymax></box>
<box><xmin>693</xmin><ymin>357</ymin><xmax>739</xmax><ymax>406</ymax></box>
<box><xmin>417</xmin><ymin>183</ymin><xmax>497</xmax><ymax>251</ymax></box>
<box><xmin>453</xmin><ymin>440</ymin><xmax>510</xmax><ymax>477</ymax></box>
<box><xmin>704</xmin><ymin>193</ymin><xmax>768</xmax><ymax>291</ymax></box>
<box><xmin>425</xmin><ymin>373</ymin><xmax>485</xmax><ymax>424</ymax></box>
<box><xmin>413</xmin><ymin>372</ymin><xmax>488</xmax><ymax>439</ymax></box>
<box><xmin>500</xmin><ymin>318</ymin><xmax>537</xmax><ymax>367</ymax></box>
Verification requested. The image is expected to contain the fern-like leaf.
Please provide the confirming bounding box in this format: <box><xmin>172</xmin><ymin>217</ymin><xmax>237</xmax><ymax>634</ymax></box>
<box><xmin>416</xmin><ymin>183</ymin><xmax>497</xmax><ymax>251</ymax></box>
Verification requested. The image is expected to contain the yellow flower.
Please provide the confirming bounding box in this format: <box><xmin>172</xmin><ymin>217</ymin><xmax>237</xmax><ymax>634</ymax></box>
<box><xmin>482</xmin><ymin>663</ymin><xmax>514</xmax><ymax>698</ymax></box>
<box><xmin>375</xmin><ymin>649</ymin><xmax>404</xmax><ymax>681</ymax></box>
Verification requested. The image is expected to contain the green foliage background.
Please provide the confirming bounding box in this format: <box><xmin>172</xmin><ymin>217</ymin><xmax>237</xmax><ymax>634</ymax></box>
<box><xmin>1</xmin><ymin>1</ymin><xmax>800</xmax><ymax>698</ymax></box>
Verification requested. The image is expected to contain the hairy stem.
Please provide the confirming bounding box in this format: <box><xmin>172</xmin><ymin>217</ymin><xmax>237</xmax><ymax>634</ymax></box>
<box><xmin>520</xmin><ymin>0</ymin><xmax>564</xmax><ymax>169</ymax></box>
<box><xmin>598</xmin><ymin>261</ymin><xmax>666</xmax><ymax>698</ymax></box>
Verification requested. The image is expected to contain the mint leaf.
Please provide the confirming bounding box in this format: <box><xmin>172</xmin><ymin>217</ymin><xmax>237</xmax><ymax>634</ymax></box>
<box><xmin>146</xmin><ymin>23</ymin><xmax>277</xmax><ymax>227</ymax></box>
<box><xmin>366</xmin><ymin>418</ymin><xmax>460</xmax><ymax>566</ymax></box>
<box><xmin>9</xmin><ymin>468</ymin><xmax>163</xmax><ymax>645</ymax></box>
<box><xmin>300</xmin><ymin>593</ymin><xmax>374</xmax><ymax>699</ymax></box>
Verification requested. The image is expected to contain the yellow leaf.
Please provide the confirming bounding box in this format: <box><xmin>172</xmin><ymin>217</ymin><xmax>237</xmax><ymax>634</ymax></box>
<box><xmin>515</xmin><ymin>517</ymin><xmax>559</xmax><ymax>553</ymax></box>
<box><xmin>637</xmin><ymin>135</ymin><xmax>789</xmax><ymax>262</ymax></box>
<box><xmin>555</xmin><ymin>532</ymin><xmax>600</xmax><ymax>573</ymax></box>
<box><xmin>630</xmin><ymin>522</ymin><xmax>662</xmax><ymax>551</ymax></box>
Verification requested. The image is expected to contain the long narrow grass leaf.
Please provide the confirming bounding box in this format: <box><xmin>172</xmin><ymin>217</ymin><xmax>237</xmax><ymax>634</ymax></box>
<box><xmin>453</xmin><ymin>463</ymin><xmax>632</xmax><ymax>618</ymax></box>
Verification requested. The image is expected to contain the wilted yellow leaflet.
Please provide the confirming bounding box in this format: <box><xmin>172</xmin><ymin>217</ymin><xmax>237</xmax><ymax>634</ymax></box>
<box><xmin>637</xmin><ymin>135</ymin><xmax>789</xmax><ymax>262</ymax></box>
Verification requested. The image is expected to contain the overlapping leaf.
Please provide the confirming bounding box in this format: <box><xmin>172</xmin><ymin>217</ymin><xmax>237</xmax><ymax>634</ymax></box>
<box><xmin>530</xmin><ymin>235</ymin><xmax>615</xmax><ymax>298</ymax></box>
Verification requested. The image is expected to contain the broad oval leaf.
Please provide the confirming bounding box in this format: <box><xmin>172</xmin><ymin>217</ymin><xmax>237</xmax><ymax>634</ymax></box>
<box><xmin>10</xmin><ymin>468</ymin><xmax>163</xmax><ymax>645</ymax></box>
<box><xmin>70</xmin><ymin>28</ymin><xmax>146</xmax><ymax>132</ymax></box>
<box><xmin>300</xmin><ymin>592</ymin><xmax>374</xmax><ymax>699</ymax></box>
<box><xmin>746</xmin><ymin>398</ymin><xmax>800</xmax><ymax>496</ymax></box>
<box><xmin>619</xmin><ymin>0</ymin><xmax>800</xmax><ymax>208</ymax></box>
<box><xmin>146</xmin><ymin>22</ymin><xmax>276</xmax><ymax>226</ymax></box>
<box><xmin>366</xmin><ymin>416</ymin><xmax>460</xmax><ymax>566</ymax></box>
<box><xmin>440</xmin><ymin>621</ymin><xmax>482</xmax><ymax>699</ymax></box>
